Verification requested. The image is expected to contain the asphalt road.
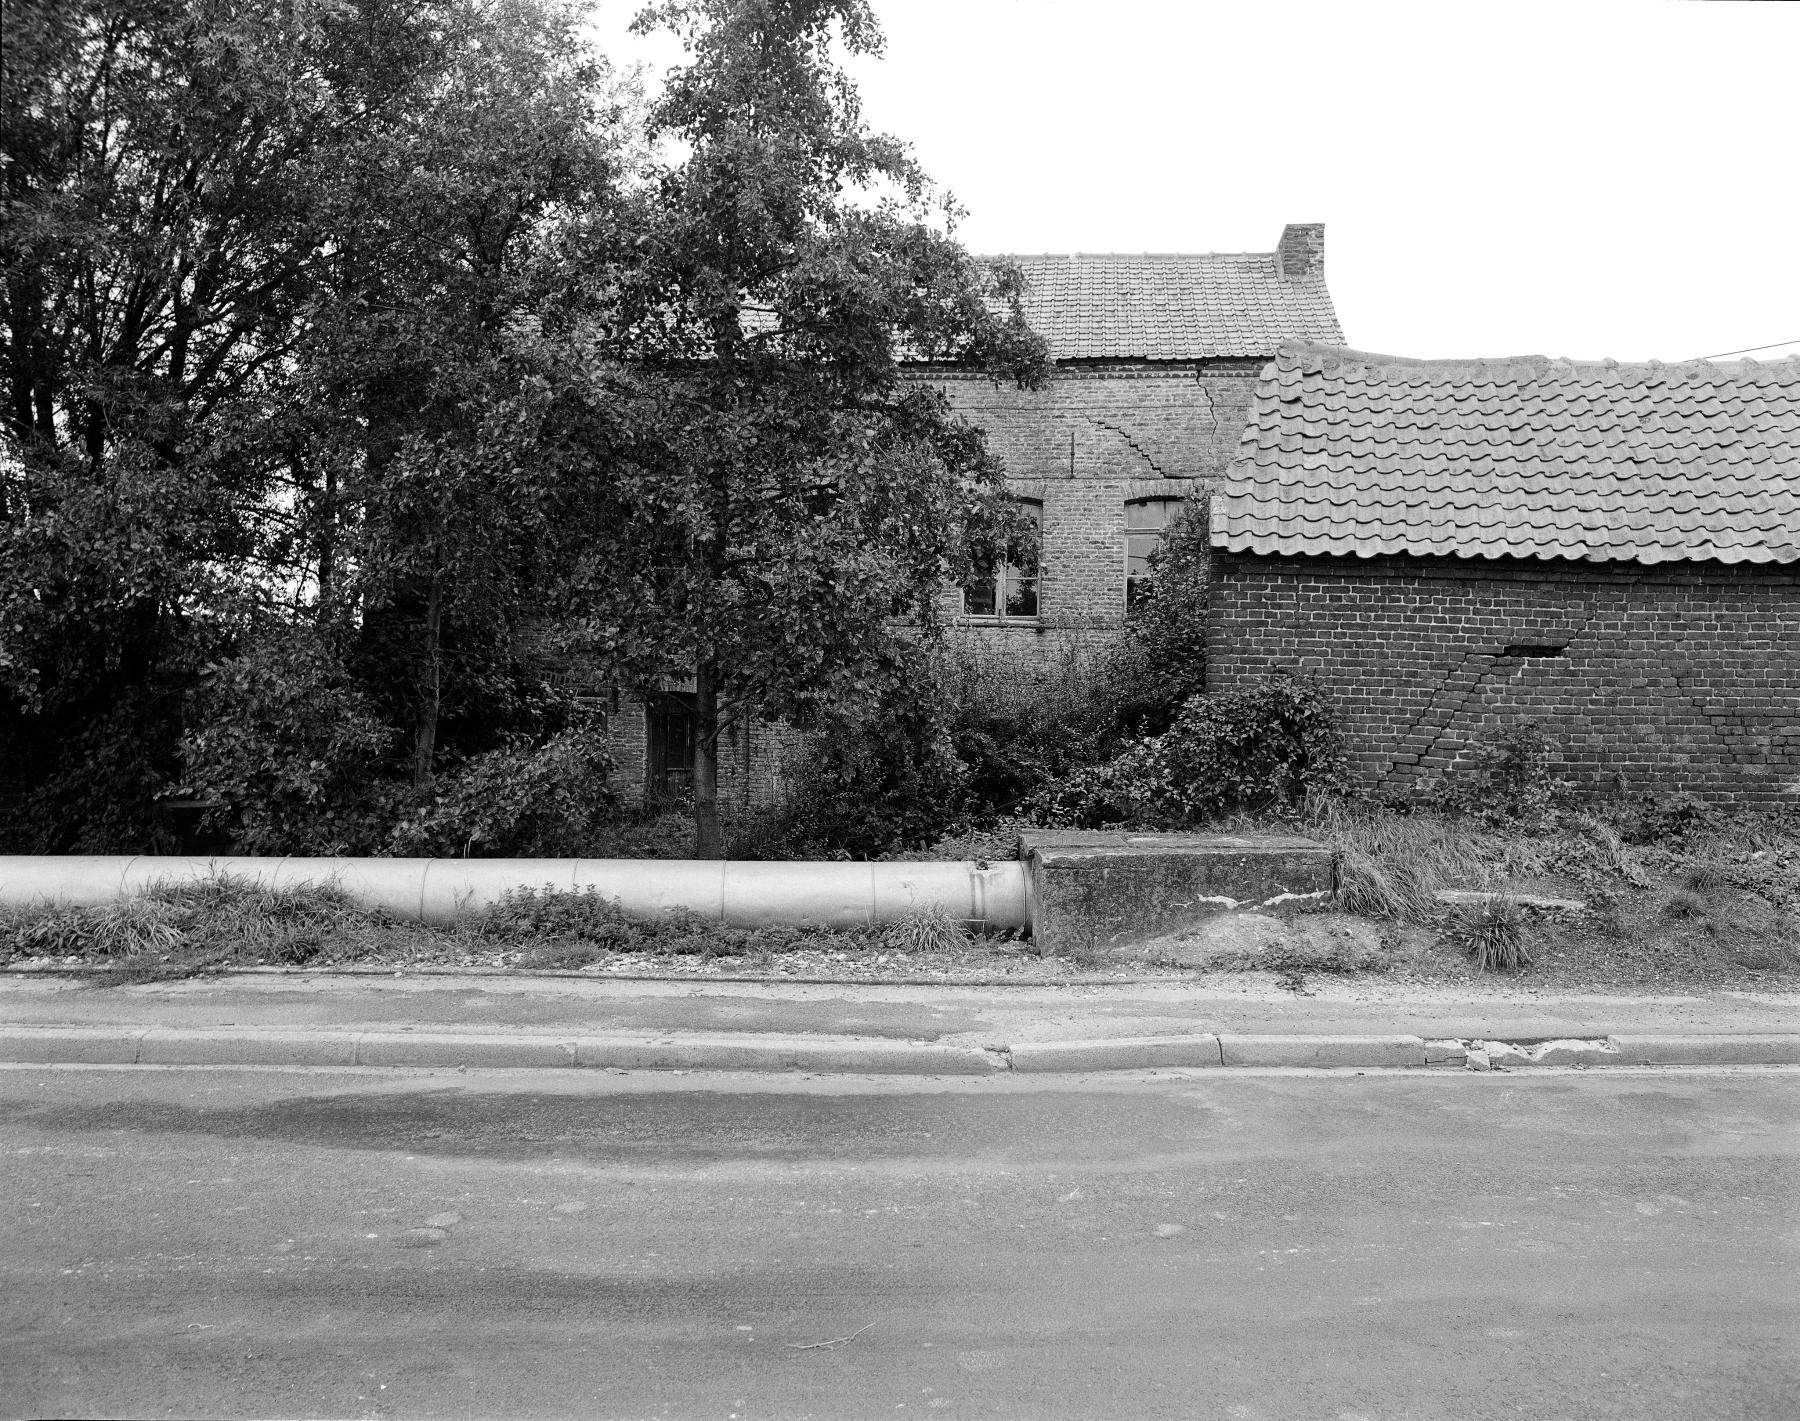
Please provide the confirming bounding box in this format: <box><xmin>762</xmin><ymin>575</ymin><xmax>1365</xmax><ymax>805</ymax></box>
<box><xmin>3</xmin><ymin>1065</ymin><xmax>1797</xmax><ymax>1421</ymax></box>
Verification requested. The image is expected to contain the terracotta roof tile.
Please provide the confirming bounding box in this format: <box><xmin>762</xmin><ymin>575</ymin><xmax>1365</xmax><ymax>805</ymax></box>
<box><xmin>1213</xmin><ymin>342</ymin><xmax>1800</xmax><ymax>565</ymax></box>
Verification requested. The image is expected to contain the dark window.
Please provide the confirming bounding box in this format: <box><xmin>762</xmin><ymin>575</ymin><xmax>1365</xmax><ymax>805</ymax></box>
<box><xmin>964</xmin><ymin>501</ymin><xmax>1040</xmax><ymax>620</ymax></box>
<box><xmin>647</xmin><ymin>691</ymin><xmax>696</xmax><ymax>796</ymax></box>
<box><xmin>1124</xmin><ymin>497</ymin><xmax>1183</xmax><ymax>610</ymax></box>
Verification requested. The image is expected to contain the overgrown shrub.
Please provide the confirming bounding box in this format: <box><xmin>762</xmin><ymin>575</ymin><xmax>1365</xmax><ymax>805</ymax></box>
<box><xmin>1031</xmin><ymin>674</ymin><xmax>1350</xmax><ymax>829</ymax></box>
<box><xmin>1612</xmin><ymin>790</ymin><xmax>1717</xmax><ymax>846</ymax></box>
<box><xmin>941</xmin><ymin>636</ymin><xmax>1122</xmax><ymax>819</ymax></box>
<box><xmin>733</xmin><ymin>697</ymin><xmax>970</xmax><ymax>860</ymax></box>
<box><xmin>1102</xmin><ymin>498</ymin><xmax>1211</xmax><ymax>740</ymax></box>
<box><xmin>176</xmin><ymin>630</ymin><xmax>395</xmax><ymax>855</ymax></box>
<box><xmin>1429</xmin><ymin>720</ymin><xmax>1574</xmax><ymax>828</ymax></box>
<box><xmin>385</xmin><ymin>722</ymin><xmax>618</xmax><ymax>858</ymax></box>
<box><xmin>741</xmin><ymin>504</ymin><xmax>1217</xmax><ymax>861</ymax></box>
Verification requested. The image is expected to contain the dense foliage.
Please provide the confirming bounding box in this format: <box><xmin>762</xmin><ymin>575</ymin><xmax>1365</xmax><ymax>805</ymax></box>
<box><xmin>2</xmin><ymin>0</ymin><xmax>629</xmax><ymax>850</ymax></box>
<box><xmin>1030</xmin><ymin>674</ymin><xmax>1351</xmax><ymax>830</ymax></box>
<box><xmin>1</xmin><ymin>0</ymin><xmax>1043</xmax><ymax>856</ymax></box>
<box><xmin>508</xmin><ymin>0</ymin><xmax>1049</xmax><ymax>854</ymax></box>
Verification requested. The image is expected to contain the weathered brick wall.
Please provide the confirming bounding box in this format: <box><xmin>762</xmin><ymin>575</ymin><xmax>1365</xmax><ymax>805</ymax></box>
<box><xmin>917</xmin><ymin>361</ymin><xmax>1255</xmax><ymax>631</ymax></box>
<box><xmin>606</xmin><ymin>695</ymin><xmax>797</xmax><ymax>809</ymax></box>
<box><xmin>1207</xmin><ymin>551</ymin><xmax>1800</xmax><ymax>806</ymax></box>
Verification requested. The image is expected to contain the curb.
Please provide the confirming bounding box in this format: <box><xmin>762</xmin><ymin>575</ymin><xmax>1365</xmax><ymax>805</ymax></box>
<box><xmin>3</xmin><ymin>1028</ymin><xmax>1799</xmax><ymax>1072</ymax></box>
<box><xmin>0</xmin><ymin>1027</ymin><xmax>1007</xmax><ymax>1075</ymax></box>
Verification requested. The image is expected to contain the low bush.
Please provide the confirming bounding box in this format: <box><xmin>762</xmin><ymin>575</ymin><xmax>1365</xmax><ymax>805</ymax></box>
<box><xmin>1429</xmin><ymin>720</ymin><xmax>1574</xmax><ymax>829</ymax></box>
<box><xmin>479</xmin><ymin>884</ymin><xmax>642</xmax><ymax>943</ymax></box>
<box><xmin>386</xmin><ymin>722</ymin><xmax>618</xmax><ymax>858</ymax></box>
<box><xmin>1612</xmin><ymin>791</ymin><xmax>1717</xmax><ymax>846</ymax></box>
<box><xmin>1031</xmin><ymin>674</ymin><xmax>1350</xmax><ymax>829</ymax></box>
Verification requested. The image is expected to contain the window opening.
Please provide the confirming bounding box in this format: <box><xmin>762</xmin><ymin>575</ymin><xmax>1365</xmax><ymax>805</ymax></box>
<box><xmin>1124</xmin><ymin>497</ymin><xmax>1184</xmax><ymax>610</ymax></box>
<box><xmin>964</xmin><ymin>501</ymin><xmax>1040</xmax><ymax>620</ymax></box>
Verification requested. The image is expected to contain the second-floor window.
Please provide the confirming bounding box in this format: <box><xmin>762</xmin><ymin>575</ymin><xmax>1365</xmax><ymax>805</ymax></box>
<box><xmin>1125</xmin><ymin>497</ymin><xmax>1183</xmax><ymax>610</ymax></box>
<box><xmin>964</xmin><ymin>500</ymin><xmax>1040</xmax><ymax>619</ymax></box>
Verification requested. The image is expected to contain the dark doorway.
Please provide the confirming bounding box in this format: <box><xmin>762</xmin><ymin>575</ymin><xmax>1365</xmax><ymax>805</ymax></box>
<box><xmin>646</xmin><ymin>692</ymin><xmax>697</xmax><ymax>797</ymax></box>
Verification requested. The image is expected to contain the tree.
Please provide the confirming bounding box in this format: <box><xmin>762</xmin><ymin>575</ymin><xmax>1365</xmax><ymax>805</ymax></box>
<box><xmin>524</xmin><ymin>0</ymin><xmax>1048</xmax><ymax>856</ymax></box>
<box><xmin>284</xmin><ymin>0</ymin><xmax>627</xmax><ymax>790</ymax></box>
<box><xmin>2</xmin><ymin>0</ymin><xmax>636</xmax><ymax>850</ymax></box>
<box><xmin>1106</xmin><ymin>497</ymin><xmax>1212</xmax><ymax>741</ymax></box>
<box><xmin>2</xmin><ymin>0</ymin><xmax>376</xmax><ymax>846</ymax></box>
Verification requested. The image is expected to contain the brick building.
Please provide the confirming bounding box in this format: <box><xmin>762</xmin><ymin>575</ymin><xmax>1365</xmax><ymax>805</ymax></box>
<box><xmin>1208</xmin><ymin>342</ymin><xmax>1800</xmax><ymax>805</ymax></box>
<box><xmin>920</xmin><ymin>225</ymin><xmax>1343</xmax><ymax>660</ymax></box>
<box><xmin>612</xmin><ymin>225</ymin><xmax>1345</xmax><ymax>804</ymax></box>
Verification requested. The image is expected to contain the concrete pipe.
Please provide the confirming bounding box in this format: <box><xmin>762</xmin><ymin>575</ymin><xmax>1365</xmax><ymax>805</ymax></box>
<box><xmin>0</xmin><ymin>856</ymin><xmax>1032</xmax><ymax>934</ymax></box>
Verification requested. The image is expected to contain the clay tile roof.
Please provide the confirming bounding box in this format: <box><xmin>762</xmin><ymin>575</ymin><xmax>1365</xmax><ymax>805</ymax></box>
<box><xmin>994</xmin><ymin>250</ymin><xmax>1344</xmax><ymax>361</ymax></box>
<box><xmin>1212</xmin><ymin>342</ymin><xmax>1800</xmax><ymax>566</ymax></box>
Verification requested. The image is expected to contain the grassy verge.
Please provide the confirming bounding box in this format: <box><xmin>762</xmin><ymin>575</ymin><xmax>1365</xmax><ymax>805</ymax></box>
<box><xmin>0</xmin><ymin>877</ymin><xmax>1079</xmax><ymax>985</ymax></box>
<box><xmin>1305</xmin><ymin>800</ymin><xmax>1800</xmax><ymax>988</ymax></box>
<box><xmin>7</xmin><ymin>803</ymin><xmax>1799</xmax><ymax>991</ymax></box>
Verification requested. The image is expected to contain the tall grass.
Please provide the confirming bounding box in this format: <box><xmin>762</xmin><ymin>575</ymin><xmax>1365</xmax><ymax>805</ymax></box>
<box><xmin>1309</xmin><ymin>802</ymin><xmax>1498</xmax><ymax>920</ymax></box>
<box><xmin>0</xmin><ymin>876</ymin><xmax>1001</xmax><ymax>982</ymax></box>
<box><xmin>0</xmin><ymin>875</ymin><xmax>412</xmax><ymax>983</ymax></box>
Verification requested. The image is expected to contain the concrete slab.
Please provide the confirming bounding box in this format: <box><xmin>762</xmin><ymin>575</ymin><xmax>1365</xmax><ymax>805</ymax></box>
<box><xmin>0</xmin><ymin>1027</ymin><xmax>142</xmax><ymax>1064</ymax></box>
<box><xmin>354</xmin><ymin>1033</ymin><xmax>577</xmax><ymax>1069</ymax></box>
<box><xmin>1020</xmin><ymin>831</ymin><xmax>1335</xmax><ymax>956</ymax></box>
<box><xmin>1607</xmin><ymin>1034</ymin><xmax>1800</xmax><ymax>1065</ymax></box>
<box><xmin>1220</xmin><ymin>1034</ymin><xmax>1426</xmax><ymax>1068</ymax></box>
<box><xmin>570</xmin><ymin>1035</ymin><xmax>1004</xmax><ymax>1074</ymax></box>
<box><xmin>1010</xmin><ymin>1035</ymin><xmax>1224</xmax><ymax>1072</ymax></box>
<box><xmin>138</xmin><ymin>1029</ymin><xmax>357</xmax><ymax>1067</ymax></box>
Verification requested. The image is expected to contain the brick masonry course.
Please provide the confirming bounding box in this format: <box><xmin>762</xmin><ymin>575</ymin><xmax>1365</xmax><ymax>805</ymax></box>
<box><xmin>1207</xmin><ymin>549</ymin><xmax>1800</xmax><ymax>805</ymax></box>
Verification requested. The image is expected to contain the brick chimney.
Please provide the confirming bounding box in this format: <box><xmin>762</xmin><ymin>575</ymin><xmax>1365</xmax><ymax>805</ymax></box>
<box><xmin>1276</xmin><ymin>223</ymin><xmax>1325</xmax><ymax>281</ymax></box>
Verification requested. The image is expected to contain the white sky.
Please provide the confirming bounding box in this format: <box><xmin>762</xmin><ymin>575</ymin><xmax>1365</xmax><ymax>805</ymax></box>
<box><xmin>589</xmin><ymin>0</ymin><xmax>1800</xmax><ymax>364</ymax></box>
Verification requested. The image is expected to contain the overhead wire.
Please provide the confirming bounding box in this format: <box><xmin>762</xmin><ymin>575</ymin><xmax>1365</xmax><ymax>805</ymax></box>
<box><xmin>1692</xmin><ymin>339</ymin><xmax>1800</xmax><ymax>360</ymax></box>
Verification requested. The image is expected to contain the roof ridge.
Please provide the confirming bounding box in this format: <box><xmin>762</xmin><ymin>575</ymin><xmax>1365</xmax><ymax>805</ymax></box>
<box><xmin>1278</xmin><ymin>340</ymin><xmax>1800</xmax><ymax>374</ymax></box>
<box><xmin>1278</xmin><ymin>341</ymin><xmax>1552</xmax><ymax>370</ymax></box>
<box><xmin>979</xmin><ymin>250</ymin><xmax>1276</xmax><ymax>262</ymax></box>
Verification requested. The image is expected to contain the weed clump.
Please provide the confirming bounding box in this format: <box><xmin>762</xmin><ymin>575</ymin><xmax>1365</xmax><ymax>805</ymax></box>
<box><xmin>1661</xmin><ymin>889</ymin><xmax>1707</xmax><ymax>921</ymax></box>
<box><xmin>1454</xmin><ymin>895</ymin><xmax>1529</xmax><ymax>973</ymax></box>
<box><xmin>1429</xmin><ymin>720</ymin><xmax>1573</xmax><ymax>829</ymax></box>
<box><xmin>0</xmin><ymin>875</ymin><xmax>396</xmax><ymax>983</ymax></box>
<box><xmin>887</xmin><ymin>906</ymin><xmax>973</xmax><ymax>955</ymax></box>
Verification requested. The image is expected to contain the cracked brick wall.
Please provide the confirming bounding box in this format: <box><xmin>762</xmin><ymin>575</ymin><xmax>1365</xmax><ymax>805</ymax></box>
<box><xmin>917</xmin><ymin>361</ymin><xmax>1255</xmax><ymax>635</ymax></box>
<box><xmin>1207</xmin><ymin>551</ymin><xmax>1800</xmax><ymax>806</ymax></box>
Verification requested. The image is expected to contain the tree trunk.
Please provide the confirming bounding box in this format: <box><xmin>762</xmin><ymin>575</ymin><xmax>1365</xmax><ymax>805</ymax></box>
<box><xmin>411</xmin><ymin>568</ymin><xmax>444</xmax><ymax>788</ymax></box>
<box><xmin>314</xmin><ymin>458</ymin><xmax>338</xmax><ymax>622</ymax></box>
<box><xmin>692</xmin><ymin>660</ymin><xmax>723</xmax><ymax>859</ymax></box>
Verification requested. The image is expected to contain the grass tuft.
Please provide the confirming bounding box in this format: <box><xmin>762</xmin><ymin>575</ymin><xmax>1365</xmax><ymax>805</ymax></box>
<box><xmin>1661</xmin><ymin>889</ymin><xmax>1707</xmax><ymax>921</ymax></box>
<box><xmin>1679</xmin><ymin>861</ymin><xmax>1729</xmax><ymax>895</ymax></box>
<box><xmin>1453</xmin><ymin>895</ymin><xmax>1529</xmax><ymax>973</ymax></box>
<box><xmin>885</xmin><ymin>906</ymin><xmax>973</xmax><ymax>955</ymax></box>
